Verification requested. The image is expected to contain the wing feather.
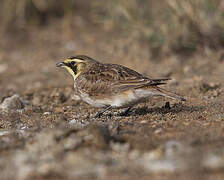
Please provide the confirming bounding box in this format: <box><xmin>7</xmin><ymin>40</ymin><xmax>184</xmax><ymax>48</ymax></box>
<box><xmin>75</xmin><ymin>63</ymin><xmax>171</xmax><ymax>97</ymax></box>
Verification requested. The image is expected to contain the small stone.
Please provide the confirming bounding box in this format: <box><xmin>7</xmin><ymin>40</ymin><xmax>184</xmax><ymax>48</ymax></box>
<box><xmin>0</xmin><ymin>94</ymin><xmax>25</xmax><ymax>112</ymax></box>
<box><xmin>151</xmin><ymin>124</ymin><xmax>157</xmax><ymax>128</ymax></box>
<box><xmin>69</xmin><ymin>119</ymin><xmax>78</xmax><ymax>124</ymax></box>
<box><xmin>0</xmin><ymin>130</ymin><xmax>10</xmax><ymax>136</ymax></box>
<box><xmin>154</xmin><ymin>128</ymin><xmax>162</xmax><ymax>134</ymax></box>
<box><xmin>140</xmin><ymin>120</ymin><xmax>147</xmax><ymax>124</ymax></box>
<box><xmin>68</xmin><ymin>119</ymin><xmax>86</xmax><ymax>128</ymax></box>
<box><xmin>43</xmin><ymin>112</ymin><xmax>51</xmax><ymax>115</ymax></box>
<box><xmin>54</xmin><ymin>107</ymin><xmax>64</xmax><ymax>113</ymax></box>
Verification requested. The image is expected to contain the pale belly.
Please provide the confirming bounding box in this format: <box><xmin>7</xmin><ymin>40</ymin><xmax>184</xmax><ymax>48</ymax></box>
<box><xmin>79</xmin><ymin>89</ymin><xmax>158</xmax><ymax>108</ymax></box>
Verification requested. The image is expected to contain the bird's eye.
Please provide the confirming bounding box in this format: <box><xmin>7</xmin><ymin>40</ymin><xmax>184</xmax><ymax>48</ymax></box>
<box><xmin>71</xmin><ymin>61</ymin><xmax>75</xmax><ymax>66</ymax></box>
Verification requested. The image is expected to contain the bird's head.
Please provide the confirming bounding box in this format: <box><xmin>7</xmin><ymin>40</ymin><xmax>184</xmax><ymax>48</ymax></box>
<box><xmin>56</xmin><ymin>55</ymin><xmax>97</xmax><ymax>80</ymax></box>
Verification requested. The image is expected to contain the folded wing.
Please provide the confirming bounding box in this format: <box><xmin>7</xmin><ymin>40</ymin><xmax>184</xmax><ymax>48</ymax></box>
<box><xmin>76</xmin><ymin>63</ymin><xmax>171</xmax><ymax>97</ymax></box>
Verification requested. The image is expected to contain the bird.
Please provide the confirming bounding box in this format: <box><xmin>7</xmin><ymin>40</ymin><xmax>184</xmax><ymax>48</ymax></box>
<box><xmin>56</xmin><ymin>55</ymin><xmax>186</xmax><ymax>118</ymax></box>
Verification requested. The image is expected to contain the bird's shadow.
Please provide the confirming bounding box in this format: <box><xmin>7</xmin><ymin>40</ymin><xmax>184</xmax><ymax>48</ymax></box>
<box><xmin>124</xmin><ymin>103</ymin><xmax>204</xmax><ymax>116</ymax></box>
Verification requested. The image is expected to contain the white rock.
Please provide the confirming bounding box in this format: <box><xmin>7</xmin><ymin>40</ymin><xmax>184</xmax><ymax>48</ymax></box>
<box><xmin>0</xmin><ymin>94</ymin><xmax>25</xmax><ymax>112</ymax></box>
<box><xmin>43</xmin><ymin>112</ymin><xmax>51</xmax><ymax>115</ymax></box>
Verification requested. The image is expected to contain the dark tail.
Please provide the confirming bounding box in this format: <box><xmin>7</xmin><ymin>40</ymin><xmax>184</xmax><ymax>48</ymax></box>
<box><xmin>150</xmin><ymin>78</ymin><xmax>171</xmax><ymax>86</ymax></box>
<box><xmin>156</xmin><ymin>87</ymin><xmax>186</xmax><ymax>101</ymax></box>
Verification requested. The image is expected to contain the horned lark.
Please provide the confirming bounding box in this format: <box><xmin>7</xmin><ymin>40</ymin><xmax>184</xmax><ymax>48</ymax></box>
<box><xmin>56</xmin><ymin>55</ymin><xmax>186</xmax><ymax>118</ymax></box>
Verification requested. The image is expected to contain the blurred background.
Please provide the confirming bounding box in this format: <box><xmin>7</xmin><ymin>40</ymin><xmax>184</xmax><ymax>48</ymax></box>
<box><xmin>2</xmin><ymin>0</ymin><xmax>224</xmax><ymax>49</ymax></box>
<box><xmin>1</xmin><ymin>0</ymin><xmax>224</xmax><ymax>95</ymax></box>
<box><xmin>1</xmin><ymin>1</ymin><xmax>224</xmax><ymax>180</ymax></box>
<box><xmin>1</xmin><ymin>0</ymin><xmax>224</xmax><ymax>54</ymax></box>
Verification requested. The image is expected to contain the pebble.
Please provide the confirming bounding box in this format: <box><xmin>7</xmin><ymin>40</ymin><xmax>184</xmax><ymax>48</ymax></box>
<box><xmin>68</xmin><ymin>119</ymin><xmax>87</xmax><ymax>128</ymax></box>
<box><xmin>154</xmin><ymin>128</ymin><xmax>162</xmax><ymax>134</ymax></box>
<box><xmin>140</xmin><ymin>120</ymin><xmax>147</xmax><ymax>124</ymax></box>
<box><xmin>0</xmin><ymin>94</ymin><xmax>25</xmax><ymax>112</ymax></box>
<box><xmin>54</xmin><ymin>107</ymin><xmax>64</xmax><ymax>113</ymax></box>
<box><xmin>0</xmin><ymin>130</ymin><xmax>10</xmax><ymax>136</ymax></box>
<box><xmin>43</xmin><ymin>112</ymin><xmax>51</xmax><ymax>115</ymax></box>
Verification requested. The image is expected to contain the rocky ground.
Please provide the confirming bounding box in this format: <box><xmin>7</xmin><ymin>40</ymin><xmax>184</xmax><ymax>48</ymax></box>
<box><xmin>0</xmin><ymin>20</ymin><xmax>224</xmax><ymax>180</ymax></box>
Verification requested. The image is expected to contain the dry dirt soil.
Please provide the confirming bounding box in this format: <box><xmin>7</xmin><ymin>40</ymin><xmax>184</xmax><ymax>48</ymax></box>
<box><xmin>0</xmin><ymin>20</ymin><xmax>224</xmax><ymax>180</ymax></box>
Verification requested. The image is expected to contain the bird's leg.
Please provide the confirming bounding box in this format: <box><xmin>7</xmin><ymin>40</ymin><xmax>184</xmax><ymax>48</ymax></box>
<box><xmin>93</xmin><ymin>106</ymin><xmax>112</xmax><ymax>118</ymax></box>
<box><xmin>120</xmin><ymin>107</ymin><xmax>132</xmax><ymax>116</ymax></box>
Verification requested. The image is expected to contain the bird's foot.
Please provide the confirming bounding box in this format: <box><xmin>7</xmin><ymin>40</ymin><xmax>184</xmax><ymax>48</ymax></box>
<box><xmin>92</xmin><ymin>106</ymin><xmax>112</xmax><ymax>119</ymax></box>
<box><xmin>93</xmin><ymin>111</ymin><xmax>103</xmax><ymax>118</ymax></box>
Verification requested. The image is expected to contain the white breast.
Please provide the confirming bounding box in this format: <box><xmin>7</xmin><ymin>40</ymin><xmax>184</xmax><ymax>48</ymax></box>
<box><xmin>111</xmin><ymin>89</ymin><xmax>157</xmax><ymax>108</ymax></box>
<box><xmin>80</xmin><ymin>93</ymin><xmax>113</xmax><ymax>108</ymax></box>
